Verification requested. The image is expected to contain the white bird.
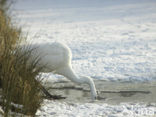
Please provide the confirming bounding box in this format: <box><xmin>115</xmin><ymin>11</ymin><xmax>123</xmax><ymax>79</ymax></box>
<box><xmin>22</xmin><ymin>42</ymin><xmax>97</xmax><ymax>100</ymax></box>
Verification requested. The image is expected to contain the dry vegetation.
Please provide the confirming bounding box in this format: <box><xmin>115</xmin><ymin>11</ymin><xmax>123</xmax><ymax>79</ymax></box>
<box><xmin>0</xmin><ymin>0</ymin><xmax>43</xmax><ymax>116</ymax></box>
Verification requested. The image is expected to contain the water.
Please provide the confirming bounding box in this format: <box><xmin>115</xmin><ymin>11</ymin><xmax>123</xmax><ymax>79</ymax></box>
<box><xmin>45</xmin><ymin>80</ymin><xmax>156</xmax><ymax>104</ymax></box>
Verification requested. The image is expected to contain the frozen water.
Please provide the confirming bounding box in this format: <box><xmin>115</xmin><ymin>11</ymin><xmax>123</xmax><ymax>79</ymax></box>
<box><xmin>11</xmin><ymin>0</ymin><xmax>156</xmax><ymax>116</ymax></box>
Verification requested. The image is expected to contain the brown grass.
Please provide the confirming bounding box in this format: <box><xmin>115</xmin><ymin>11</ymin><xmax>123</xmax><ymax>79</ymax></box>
<box><xmin>0</xmin><ymin>0</ymin><xmax>43</xmax><ymax>116</ymax></box>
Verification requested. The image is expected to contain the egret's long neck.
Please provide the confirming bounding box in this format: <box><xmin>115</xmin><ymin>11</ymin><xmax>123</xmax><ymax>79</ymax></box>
<box><xmin>56</xmin><ymin>66</ymin><xmax>97</xmax><ymax>100</ymax></box>
<box><xmin>82</xmin><ymin>76</ymin><xmax>97</xmax><ymax>100</ymax></box>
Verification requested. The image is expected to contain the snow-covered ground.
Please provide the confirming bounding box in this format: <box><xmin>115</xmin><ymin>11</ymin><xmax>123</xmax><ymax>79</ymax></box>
<box><xmin>12</xmin><ymin>0</ymin><xmax>156</xmax><ymax>116</ymax></box>
<box><xmin>36</xmin><ymin>100</ymin><xmax>156</xmax><ymax>117</ymax></box>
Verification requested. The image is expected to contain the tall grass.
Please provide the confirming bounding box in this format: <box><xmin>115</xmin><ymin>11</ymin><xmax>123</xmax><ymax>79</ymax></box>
<box><xmin>0</xmin><ymin>0</ymin><xmax>43</xmax><ymax>116</ymax></box>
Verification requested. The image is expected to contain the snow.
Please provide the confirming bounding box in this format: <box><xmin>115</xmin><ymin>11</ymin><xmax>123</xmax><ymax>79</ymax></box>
<box><xmin>36</xmin><ymin>100</ymin><xmax>156</xmax><ymax>117</ymax></box>
<box><xmin>11</xmin><ymin>0</ymin><xmax>156</xmax><ymax>116</ymax></box>
<box><xmin>13</xmin><ymin>5</ymin><xmax>156</xmax><ymax>82</ymax></box>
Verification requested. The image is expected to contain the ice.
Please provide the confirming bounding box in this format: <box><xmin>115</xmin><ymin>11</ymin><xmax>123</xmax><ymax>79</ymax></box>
<box><xmin>11</xmin><ymin>0</ymin><xmax>156</xmax><ymax>116</ymax></box>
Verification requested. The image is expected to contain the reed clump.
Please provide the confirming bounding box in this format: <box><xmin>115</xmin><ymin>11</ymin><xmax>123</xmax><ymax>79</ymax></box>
<box><xmin>0</xmin><ymin>0</ymin><xmax>43</xmax><ymax>116</ymax></box>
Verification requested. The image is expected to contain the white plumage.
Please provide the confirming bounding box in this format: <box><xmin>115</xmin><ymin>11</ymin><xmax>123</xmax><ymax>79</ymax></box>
<box><xmin>23</xmin><ymin>42</ymin><xmax>97</xmax><ymax>100</ymax></box>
